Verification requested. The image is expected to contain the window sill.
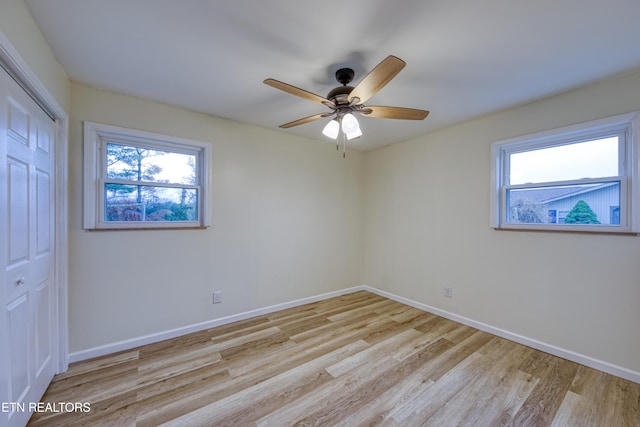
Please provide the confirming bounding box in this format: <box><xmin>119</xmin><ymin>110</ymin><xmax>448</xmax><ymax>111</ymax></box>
<box><xmin>86</xmin><ymin>224</ymin><xmax>209</xmax><ymax>231</ymax></box>
<box><xmin>492</xmin><ymin>226</ymin><xmax>638</xmax><ymax>236</ymax></box>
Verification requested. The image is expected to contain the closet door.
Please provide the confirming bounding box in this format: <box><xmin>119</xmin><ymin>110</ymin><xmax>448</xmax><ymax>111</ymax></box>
<box><xmin>0</xmin><ymin>66</ymin><xmax>56</xmax><ymax>427</ymax></box>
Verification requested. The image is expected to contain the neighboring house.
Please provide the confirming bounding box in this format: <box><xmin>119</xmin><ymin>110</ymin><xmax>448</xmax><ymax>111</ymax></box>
<box><xmin>509</xmin><ymin>182</ymin><xmax>620</xmax><ymax>224</ymax></box>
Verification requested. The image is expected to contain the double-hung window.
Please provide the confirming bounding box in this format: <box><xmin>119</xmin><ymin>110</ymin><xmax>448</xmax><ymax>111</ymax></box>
<box><xmin>84</xmin><ymin>122</ymin><xmax>211</xmax><ymax>229</ymax></box>
<box><xmin>491</xmin><ymin>112</ymin><xmax>640</xmax><ymax>233</ymax></box>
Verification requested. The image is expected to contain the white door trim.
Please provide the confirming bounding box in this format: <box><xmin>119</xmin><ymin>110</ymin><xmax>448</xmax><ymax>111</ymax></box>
<box><xmin>0</xmin><ymin>30</ymin><xmax>69</xmax><ymax>373</ymax></box>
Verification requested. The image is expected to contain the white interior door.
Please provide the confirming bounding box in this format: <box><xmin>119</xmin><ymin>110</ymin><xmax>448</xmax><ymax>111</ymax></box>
<box><xmin>0</xmin><ymin>66</ymin><xmax>56</xmax><ymax>427</ymax></box>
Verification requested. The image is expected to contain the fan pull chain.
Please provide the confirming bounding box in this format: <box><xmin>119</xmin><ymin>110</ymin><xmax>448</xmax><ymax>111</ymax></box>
<box><xmin>338</xmin><ymin>129</ymin><xmax>346</xmax><ymax>158</ymax></box>
<box><xmin>343</xmin><ymin>134</ymin><xmax>346</xmax><ymax>158</ymax></box>
<box><xmin>337</xmin><ymin>117</ymin><xmax>341</xmax><ymax>152</ymax></box>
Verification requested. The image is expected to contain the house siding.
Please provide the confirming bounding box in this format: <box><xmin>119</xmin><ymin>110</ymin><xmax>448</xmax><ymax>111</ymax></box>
<box><xmin>546</xmin><ymin>184</ymin><xmax>619</xmax><ymax>224</ymax></box>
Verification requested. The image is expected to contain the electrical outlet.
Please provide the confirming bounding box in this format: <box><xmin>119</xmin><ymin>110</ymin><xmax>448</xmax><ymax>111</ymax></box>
<box><xmin>213</xmin><ymin>291</ymin><xmax>222</xmax><ymax>304</ymax></box>
<box><xmin>444</xmin><ymin>286</ymin><xmax>453</xmax><ymax>298</ymax></box>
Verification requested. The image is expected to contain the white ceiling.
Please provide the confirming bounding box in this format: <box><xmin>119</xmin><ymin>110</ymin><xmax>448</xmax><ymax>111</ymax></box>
<box><xmin>26</xmin><ymin>0</ymin><xmax>640</xmax><ymax>151</ymax></box>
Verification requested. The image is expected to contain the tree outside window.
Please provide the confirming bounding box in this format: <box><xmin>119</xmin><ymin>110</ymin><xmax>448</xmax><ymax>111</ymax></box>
<box><xmin>564</xmin><ymin>200</ymin><xmax>600</xmax><ymax>224</ymax></box>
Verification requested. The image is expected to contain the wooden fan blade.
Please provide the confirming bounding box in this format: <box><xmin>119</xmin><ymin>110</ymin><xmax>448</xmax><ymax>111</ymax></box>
<box><xmin>361</xmin><ymin>106</ymin><xmax>429</xmax><ymax>120</ymax></box>
<box><xmin>348</xmin><ymin>55</ymin><xmax>406</xmax><ymax>104</ymax></box>
<box><xmin>264</xmin><ymin>78</ymin><xmax>333</xmax><ymax>106</ymax></box>
<box><xmin>279</xmin><ymin>113</ymin><xmax>332</xmax><ymax>129</ymax></box>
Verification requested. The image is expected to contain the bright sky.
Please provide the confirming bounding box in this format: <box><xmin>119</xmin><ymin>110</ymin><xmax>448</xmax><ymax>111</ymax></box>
<box><xmin>151</xmin><ymin>152</ymin><xmax>196</xmax><ymax>184</ymax></box>
<box><xmin>107</xmin><ymin>143</ymin><xmax>196</xmax><ymax>185</ymax></box>
<box><xmin>509</xmin><ymin>137</ymin><xmax>618</xmax><ymax>185</ymax></box>
<box><xmin>110</xmin><ymin>151</ymin><xmax>195</xmax><ymax>185</ymax></box>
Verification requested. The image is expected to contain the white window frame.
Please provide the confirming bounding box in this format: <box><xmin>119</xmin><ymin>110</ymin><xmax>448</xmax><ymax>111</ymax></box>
<box><xmin>490</xmin><ymin>112</ymin><xmax>640</xmax><ymax>234</ymax></box>
<box><xmin>84</xmin><ymin>121</ymin><xmax>212</xmax><ymax>229</ymax></box>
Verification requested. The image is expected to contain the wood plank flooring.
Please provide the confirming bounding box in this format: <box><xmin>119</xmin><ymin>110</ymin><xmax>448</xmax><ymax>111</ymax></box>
<box><xmin>28</xmin><ymin>291</ymin><xmax>639</xmax><ymax>426</ymax></box>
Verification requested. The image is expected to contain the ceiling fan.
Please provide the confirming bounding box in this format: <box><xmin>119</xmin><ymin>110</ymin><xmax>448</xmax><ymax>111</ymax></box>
<box><xmin>263</xmin><ymin>55</ymin><xmax>429</xmax><ymax>154</ymax></box>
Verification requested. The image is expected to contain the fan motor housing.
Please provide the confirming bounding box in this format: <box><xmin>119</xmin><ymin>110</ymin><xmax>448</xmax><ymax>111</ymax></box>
<box><xmin>327</xmin><ymin>85</ymin><xmax>354</xmax><ymax>105</ymax></box>
<box><xmin>327</xmin><ymin>67</ymin><xmax>356</xmax><ymax>105</ymax></box>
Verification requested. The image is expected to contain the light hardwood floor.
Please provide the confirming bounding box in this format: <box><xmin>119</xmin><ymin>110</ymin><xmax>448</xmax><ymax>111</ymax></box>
<box><xmin>28</xmin><ymin>291</ymin><xmax>639</xmax><ymax>426</ymax></box>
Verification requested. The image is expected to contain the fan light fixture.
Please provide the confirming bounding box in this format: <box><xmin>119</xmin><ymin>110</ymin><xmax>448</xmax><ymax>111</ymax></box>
<box><xmin>322</xmin><ymin>114</ymin><xmax>362</xmax><ymax>141</ymax></box>
<box><xmin>322</xmin><ymin>119</ymin><xmax>339</xmax><ymax>139</ymax></box>
<box><xmin>341</xmin><ymin>113</ymin><xmax>362</xmax><ymax>140</ymax></box>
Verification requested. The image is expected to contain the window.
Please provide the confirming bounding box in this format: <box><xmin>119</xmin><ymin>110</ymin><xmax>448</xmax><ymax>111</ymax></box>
<box><xmin>491</xmin><ymin>112</ymin><xmax>640</xmax><ymax>233</ymax></box>
<box><xmin>84</xmin><ymin>122</ymin><xmax>211</xmax><ymax>229</ymax></box>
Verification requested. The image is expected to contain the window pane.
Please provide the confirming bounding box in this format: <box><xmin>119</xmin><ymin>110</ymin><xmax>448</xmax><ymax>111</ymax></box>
<box><xmin>106</xmin><ymin>143</ymin><xmax>197</xmax><ymax>185</ymax></box>
<box><xmin>506</xmin><ymin>182</ymin><xmax>620</xmax><ymax>225</ymax></box>
<box><xmin>105</xmin><ymin>184</ymin><xmax>198</xmax><ymax>222</ymax></box>
<box><xmin>509</xmin><ymin>137</ymin><xmax>618</xmax><ymax>185</ymax></box>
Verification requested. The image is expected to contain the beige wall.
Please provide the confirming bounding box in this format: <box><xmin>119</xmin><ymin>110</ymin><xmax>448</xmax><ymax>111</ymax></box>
<box><xmin>0</xmin><ymin>0</ymin><xmax>70</xmax><ymax>111</ymax></box>
<box><xmin>364</xmin><ymin>69</ymin><xmax>640</xmax><ymax>374</ymax></box>
<box><xmin>3</xmin><ymin>0</ymin><xmax>639</xmax><ymax>376</ymax></box>
<box><xmin>68</xmin><ymin>83</ymin><xmax>364</xmax><ymax>352</ymax></box>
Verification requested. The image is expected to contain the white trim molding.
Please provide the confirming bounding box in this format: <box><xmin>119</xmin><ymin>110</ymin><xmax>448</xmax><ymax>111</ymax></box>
<box><xmin>490</xmin><ymin>111</ymin><xmax>640</xmax><ymax>234</ymax></box>
<box><xmin>69</xmin><ymin>284</ymin><xmax>639</xmax><ymax>384</ymax></box>
<box><xmin>68</xmin><ymin>286</ymin><xmax>365</xmax><ymax>363</ymax></box>
<box><xmin>364</xmin><ymin>286</ymin><xmax>640</xmax><ymax>384</ymax></box>
<box><xmin>83</xmin><ymin>121</ymin><xmax>213</xmax><ymax>230</ymax></box>
<box><xmin>0</xmin><ymin>30</ymin><xmax>70</xmax><ymax>374</ymax></box>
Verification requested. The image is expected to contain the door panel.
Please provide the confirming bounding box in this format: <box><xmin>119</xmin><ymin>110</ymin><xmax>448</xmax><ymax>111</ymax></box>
<box><xmin>36</xmin><ymin>170</ymin><xmax>51</xmax><ymax>257</ymax></box>
<box><xmin>35</xmin><ymin>280</ymin><xmax>52</xmax><ymax>377</ymax></box>
<box><xmin>7</xmin><ymin>157</ymin><xmax>29</xmax><ymax>264</ymax></box>
<box><xmin>34</xmin><ymin>168</ymin><xmax>52</xmax><ymax>284</ymax></box>
<box><xmin>7</xmin><ymin>293</ymin><xmax>30</xmax><ymax>403</ymax></box>
<box><xmin>8</xmin><ymin>98</ymin><xmax>29</xmax><ymax>142</ymax></box>
<box><xmin>1</xmin><ymin>66</ymin><xmax>57</xmax><ymax>426</ymax></box>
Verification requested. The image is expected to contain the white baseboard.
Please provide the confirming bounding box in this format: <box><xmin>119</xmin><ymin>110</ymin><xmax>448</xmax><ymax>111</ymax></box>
<box><xmin>67</xmin><ymin>286</ymin><xmax>365</xmax><ymax>364</ymax></box>
<box><xmin>68</xmin><ymin>284</ymin><xmax>640</xmax><ymax>384</ymax></box>
<box><xmin>364</xmin><ymin>285</ymin><xmax>640</xmax><ymax>384</ymax></box>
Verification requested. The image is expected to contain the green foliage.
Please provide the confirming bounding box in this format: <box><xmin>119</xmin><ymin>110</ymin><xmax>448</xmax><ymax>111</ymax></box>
<box><xmin>564</xmin><ymin>200</ymin><xmax>600</xmax><ymax>224</ymax></box>
<box><xmin>510</xmin><ymin>200</ymin><xmax>546</xmax><ymax>223</ymax></box>
<box><xmin>161</xmin><ymin>203</ymin><xmax>193</xmax><ymax>221</ymax></box>
<box><xmin>106</xmin><ymin>199</ymin><xmax>195</xmax><ymax>222</ymax></box>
